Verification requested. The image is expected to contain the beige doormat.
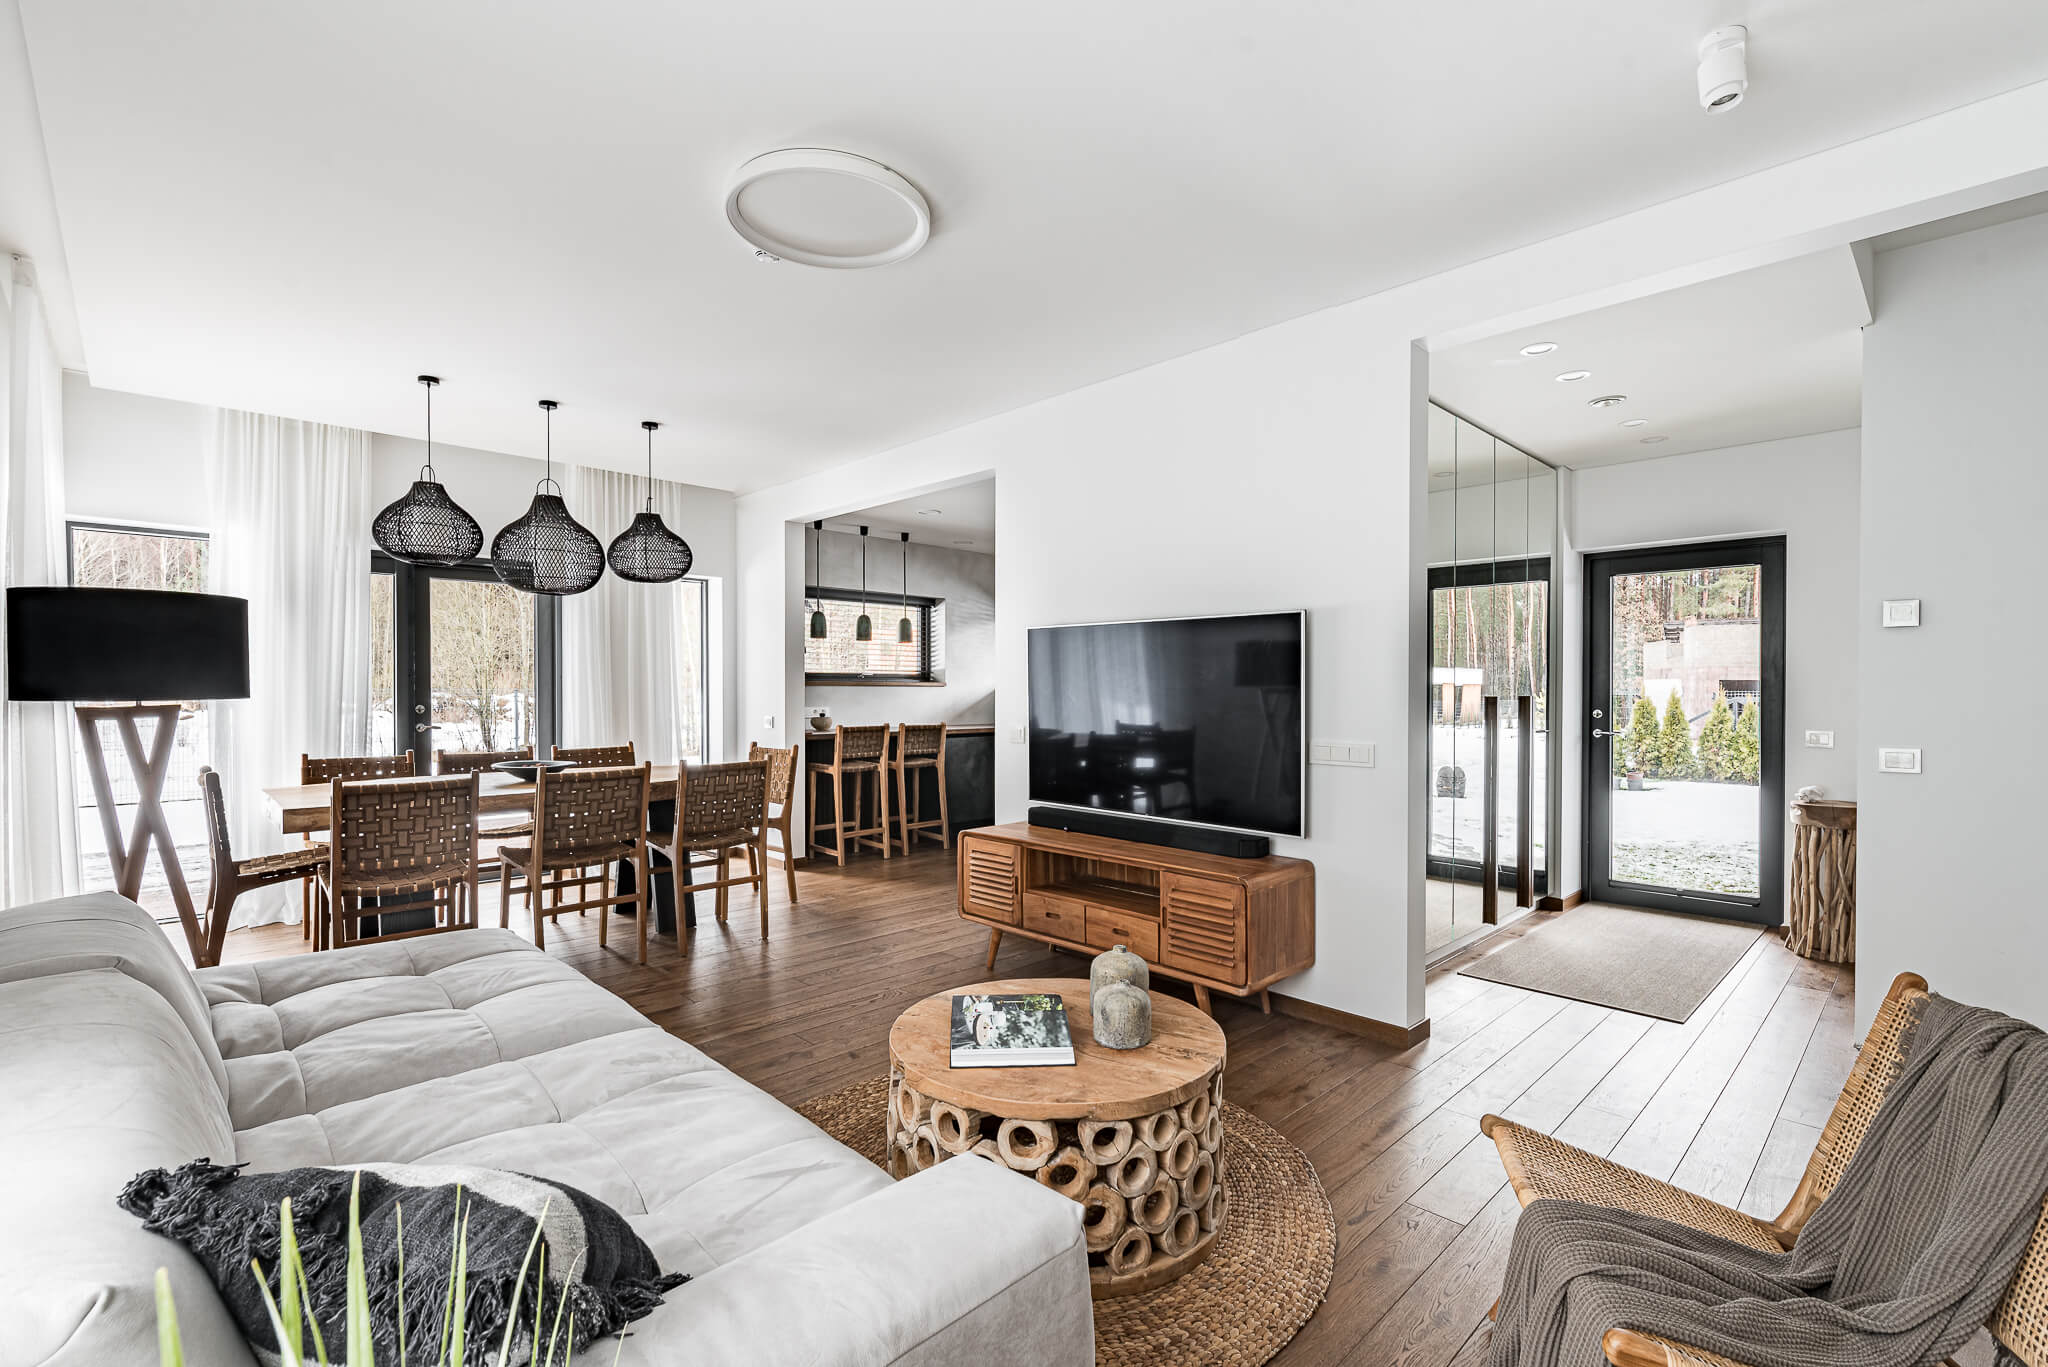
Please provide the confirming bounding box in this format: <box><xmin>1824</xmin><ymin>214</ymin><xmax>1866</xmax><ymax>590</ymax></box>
<box><xmin>1458</xmin><ymin>902</ymin><xmax>1764</xmax><ymax>1021</ymax></box>
<box><xmin>799</xmin><ymin>1076</ymin><xmax>1335</xmax><ymax>1367</ymax></box>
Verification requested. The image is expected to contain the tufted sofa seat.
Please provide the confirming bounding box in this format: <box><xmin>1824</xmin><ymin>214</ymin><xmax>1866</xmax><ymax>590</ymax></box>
<box><xmin>0</xmin><ymin>893</ymin><xmax>1093</xmax><ymax>1367</ymax></box>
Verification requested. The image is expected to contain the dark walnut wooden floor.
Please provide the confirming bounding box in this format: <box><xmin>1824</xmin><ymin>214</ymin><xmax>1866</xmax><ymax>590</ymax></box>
<box><xmin>214</xmin><ymin>849</ymin><xmax>1861</xmax><ymax>1367</ymax></box>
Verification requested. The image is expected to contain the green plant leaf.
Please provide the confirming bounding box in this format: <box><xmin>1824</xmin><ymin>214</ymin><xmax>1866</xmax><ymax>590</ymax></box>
<box><xmin>155</xmin><ymin>1268</ymin><xmax>187</xmax><ymax>1367</ymax></box>
<box><xmin>494</xmin><ymin>1199</ymin><xmax>550</xmax><ymax>1367</ymax></box>
<box><xmin>346</xmin><ymin>1174</ymin><xmax>374</xmax><ymax>1366</ymax></box>
<box><xmin>278</xmin><ymin>1197</ymin><xmax>306</xmax><ymax>1363</ymax></box>
<box><xmin>250</xmin><ymin>1259</ymin><xmax>307</xmax><ymax>1367</ymax></box>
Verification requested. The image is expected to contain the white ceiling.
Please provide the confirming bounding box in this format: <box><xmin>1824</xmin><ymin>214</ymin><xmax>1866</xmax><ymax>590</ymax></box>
<box><xmin>831</xmin><ymin>479</ymin><xmax>996</xmax><ymax>552</ymax></box>
<box><xmin>17</xmin><ymin>1</ymin><xmax>2048</xmax><ymax>492</ymax></box>
<box><xmin>1430</xmin><ymin>247</ymin><xmax>1870</xmax><ymax>470</ymax></box>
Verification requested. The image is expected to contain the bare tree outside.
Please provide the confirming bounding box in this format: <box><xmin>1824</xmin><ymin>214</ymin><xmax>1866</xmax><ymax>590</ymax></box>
<box><xmin>430</xmin><ymin>579</ymin><xmax>536</xmax><ymax>751</ymax></box>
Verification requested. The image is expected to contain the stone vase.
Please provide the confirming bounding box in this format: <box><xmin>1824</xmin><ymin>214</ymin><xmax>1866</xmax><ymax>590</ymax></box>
<box><xmin>1090</xmin><ymin>942</ymin><xmax>1149</xmax><ymax>999</ymax></box>
<box><xmin>1092</xmin><ymin>980</ymin><xmax>1153</xmax><ymax>1050</ymax></box>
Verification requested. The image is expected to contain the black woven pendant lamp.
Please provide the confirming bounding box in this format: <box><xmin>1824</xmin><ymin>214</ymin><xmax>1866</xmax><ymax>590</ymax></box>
<box><xmin>492</xmin><ymin>400</ymin><xmax>604</xmax><ymax>596</ymax></box>
<box><xmin>854</xmin><ymin>525</ymin><xmax>873</xmax><ymax>642</ymax></box>
<box><xmin>897</xmin><ymin>532</ymin><xmax>914</xmax><ymax>643</ymax></box>
<box><xmin>808</xmin><ymin>521</ymin><xmax>827</xmax><ymax>639</ymax></box>
<box><xmin>606</xmin><ymin>421</ymin><xmax>694</xmax><ymax>583</ymax></box>
<box><xmin>372</xmin><ymin>376</ymin><xmax>484</xmax><ymax>564</ymax></box>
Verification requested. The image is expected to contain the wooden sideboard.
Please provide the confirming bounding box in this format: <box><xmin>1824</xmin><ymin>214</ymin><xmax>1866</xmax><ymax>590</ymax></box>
<box><xmin>956</xmin><ymin>822</ymin><xmax>1314</xmax><ymax>1014</ymax></box>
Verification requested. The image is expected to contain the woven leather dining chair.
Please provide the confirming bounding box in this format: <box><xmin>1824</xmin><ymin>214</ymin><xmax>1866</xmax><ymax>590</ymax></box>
<box><xmin>807</xmin><ymin>724</ymin><xmax>889</xmax><ymax>866</ymax></box>
<box><xmin>318</xmin><ymin>772</ymin><xmax>480</xmax><ymax>950</ymax></box>
<box><xmin>298</xmin><ymin>751</ymin><xmax>415</xmax><ymax>947</ymax></box>
<box><xmin>890</xmin><ymin>723</ymin><xmax>950</xmax><ymax>854</ymax></box>
<box><xmin>497</xmin><ymin>763</ymin><xmax>652</xmax><ymax>961</ymax></box>
<box><xmin>745</xmin><ymin>742</ymin><xmax>801</xmax><ymax>904</ymax></box>
<box><xmin>434</xmin><ymin>746</ymin><xmax>537</xmax><ymax>878</ymax></box>
<box><xmin>1482</xmin><ymin>970</ymin><xmax>2048</xmax><ymax>1367</ymax></box>
<box><xmin>650</xmin><ymin>760</ymin><xmax>770</xmax><ymax>942</ymax></box>
<box><xmin>190</xmin><ymin>766</ymin><xmax>327</xmax><ymax>968</ymax></box>
<box><xmin>553</xmin><ymin>742</ymin><xmax>636</xmax><ymax>767</ymax></box>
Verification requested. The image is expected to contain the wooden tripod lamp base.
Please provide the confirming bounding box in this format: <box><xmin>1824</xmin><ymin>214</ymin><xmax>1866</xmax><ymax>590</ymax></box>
<box><xmin>74</xmin><ymin>703</ymin><xmax>202</xmax><ymax>962</ymax></box>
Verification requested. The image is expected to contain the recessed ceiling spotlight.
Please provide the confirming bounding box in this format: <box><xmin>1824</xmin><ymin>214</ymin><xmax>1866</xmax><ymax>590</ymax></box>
<box><xmin>1619</xmin><ymin>418</ymin><xmax>1649</xmax><ymax>428</ymax></box>
<box><xmin>916</xmin><ymin>508</ymin><xmax>943</xmax><ymax>515</ymax></box>
<box><xmin>723</xmin><ymin>148</ymin><xmax>931</xmax><ymax>269</ymax></box>
<box><xmin>1519</xmin><ymin>342</ymin><xmax>1558</xmax><ymax>356</ymax></box>
<box><xmin>952</xmin><ymin>539</ymin><xmax>976</xmax><ymax>546</ymax></box>
<box><xmin>1555</xmin><ymin>370</ymin><xmax>1592</xmax><ymax>383</ymax></box>
<box><xmin>1640</xmin><ymin>435</ymin><xmax>1670</xmax><ymax>444</ymax></box>
<box><xmin>1587</xmin><ymin>394</ymin><xmax>1628</xmax><ymax>408</ymax></box>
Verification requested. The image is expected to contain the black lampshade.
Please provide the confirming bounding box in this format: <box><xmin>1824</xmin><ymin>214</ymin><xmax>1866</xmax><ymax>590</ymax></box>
<box><xmin>493</xmin><ymin>492</ymin><xmax>605</xmax><ymax>595</ymax></box>
<box><xmin>855</xmin><ymin>613</ymin><xmax>873</xmax><ymax>641</ymax></box>
<box><xmin>373</xmin><ymin>375</ymin><xmax>483</xmax><ymax>565</ymax></box>
<box><xmin>6</xmin><ymin>587</ymin><xmax>249</xmax><ymax>701</ymax></box>
<box><xmin>606</xmin><ymin>421</ymin><xmax>693</xmax><ymax>583</ymax></box>
<box><xmin>809</xmin><ymin>608</ymin><xmax>828</xmax><ymax>639</ymax></box>
<box><xmin>807</xmin><ymin>520</ymin><xmax>827</xmax><ymax>637</ymax></box>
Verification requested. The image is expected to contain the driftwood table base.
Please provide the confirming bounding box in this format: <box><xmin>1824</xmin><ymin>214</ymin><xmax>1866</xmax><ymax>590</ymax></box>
<box><xmin>887</xmin><ymin>978</ymin><xmax>1229</xmax><ymax>1299</ymax></box>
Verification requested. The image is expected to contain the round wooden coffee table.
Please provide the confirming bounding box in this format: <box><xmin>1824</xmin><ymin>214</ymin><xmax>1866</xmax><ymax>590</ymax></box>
<box><xmin>888</xmin><ymin>977</ymin><xmax>1228</xmax><ymax>1298</ymax></box>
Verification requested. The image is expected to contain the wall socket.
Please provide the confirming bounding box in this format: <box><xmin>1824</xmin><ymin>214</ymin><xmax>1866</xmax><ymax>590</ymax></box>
<box><xmin>1804</xmin><ymin>730</ymin><xmax>1834</xmax><ymax>748</ymax></box>
<box><xmin>1878</xmin><ymin>747</ymin><xmax>1922</xmax><ymax>774</ymax></box>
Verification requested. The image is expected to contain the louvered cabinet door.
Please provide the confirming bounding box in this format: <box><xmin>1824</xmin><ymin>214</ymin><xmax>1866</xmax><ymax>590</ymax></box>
<box><xmin>958</xmin><ymin>836</ymin><xmax>1022</xmax><ymax>925</ymax></box>
<box><xmin>1160</xmin><ymin>873</ymin><xmax>1247</xmax><ymax>986</ymax></box>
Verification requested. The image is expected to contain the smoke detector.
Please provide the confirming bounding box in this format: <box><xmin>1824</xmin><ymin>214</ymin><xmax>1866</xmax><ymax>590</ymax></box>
<box><xmin>1697</xmin><ymin>26</ymin><xmax>1749</xmax><ymax>113</ymax></box>
<box><xmin>724</xmin><ymin>149</ymin><xmax>931</xmax><ymax>269</ymax></box>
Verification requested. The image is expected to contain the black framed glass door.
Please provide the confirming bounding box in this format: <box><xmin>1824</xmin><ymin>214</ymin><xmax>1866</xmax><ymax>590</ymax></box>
<box><xmin>1585</xmin><ymin>537</ymin><xmax>1784</xmax><ymax>923</ymax></box>
<box><xmin>370</xmin><ymin>553</ymin><xmax>560</xmax><ymax>762</ymax></box>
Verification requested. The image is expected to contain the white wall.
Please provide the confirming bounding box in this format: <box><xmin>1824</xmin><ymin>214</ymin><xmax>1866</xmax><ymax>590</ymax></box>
<box><xmin>1858</xmin><ymin>210</ymin><xmax>2048</xmax><ymax>1031</ymax></box>
<box><xmin>804</xmin><ymin>528</ymin><xmax>996</xmax><ymax>727</ymax></box>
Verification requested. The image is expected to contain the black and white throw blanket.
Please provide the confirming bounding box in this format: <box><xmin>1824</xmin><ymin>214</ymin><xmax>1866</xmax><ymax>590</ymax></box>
<box><xmin>1489</xmin><ymin>994</ymin><xmax>2048</xmax><ymax>1367</ymax></box>
<box><xmin>120</xmin><ymin>1158</ymin><xmax>688</xmax><ymax>1365</ymax></box>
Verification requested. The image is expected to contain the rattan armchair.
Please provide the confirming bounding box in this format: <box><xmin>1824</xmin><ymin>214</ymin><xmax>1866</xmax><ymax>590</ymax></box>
<box><xmin>649</xmin><ymin>760</ymin><xmax>770</xmax><ymax>942</ymax></box>
<box><xmin>298</xmin><ymin>751</ymin><xmax>415</xmax><ymax>945</ymax></box>
<box><xmin>553</xmin><ymin>742</ymin><xmax>636</xmax><ymax>767</ymax></box>
<box><xmin>497</xmin><ymin>763</ymin><xmax>652</xmax><ymax>961</ymax></box>
<box><xmin>318</xmin><ymin>772</ymin><xmax>480</xmax><ymax>950</ymax></box>
<box><xmin>1482</xmin><ymin>971</ymin><xmax>2048</xmax><ymax>1367</ymax></box>
<box><xmin>189</xmin><ymin>766</ymin><xmax>327</xmax><ymax>968</ymax></box>
<box><xmin>746</xmin><ymin>741</ymin><xmax>801</xmax><ymax>904</ymax></box>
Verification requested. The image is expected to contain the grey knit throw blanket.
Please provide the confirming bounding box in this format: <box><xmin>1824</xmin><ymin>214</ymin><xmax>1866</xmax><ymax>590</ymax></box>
<box><xmin>1488</xmin><ymin>994</ymin><xmax>2048</xmax><ymax>1367</ymax></box>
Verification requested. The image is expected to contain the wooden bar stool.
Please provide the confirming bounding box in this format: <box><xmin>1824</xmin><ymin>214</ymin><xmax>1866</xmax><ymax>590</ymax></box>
<box><xmin>191</xmin><ymin>766</ymin><xmax>328</xmax><ymax>968</ymax></box>
<box><xmin>747</xmin><ymin>741</ymin><xmax>802</xmax><ymax>903</ymax></box>
<box><xmin>808</xmin><ymin>724</ymin><xmax>889</xmax><ymax>866</ymax></box>
<box><xmin>891</xmin><ymin>723</ymin><xmax>951</xmax><ymax>853</ymax></box>
<box><xmin>299</xmin><ymin>750</ymin><xmax>415</xmax><ymax>947</ymax></box>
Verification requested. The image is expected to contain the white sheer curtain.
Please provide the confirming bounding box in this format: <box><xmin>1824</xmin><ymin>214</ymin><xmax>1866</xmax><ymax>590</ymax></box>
<box><xmin>0</xmin><ymin>257</ymin><xmax>79</xmax><ymax>906</ymax></box>
<box><xmin>206</xmin><ymin>411</ymin><xmax>372</xmax><ymax>926</ymax></box>
<box><xmin>561</xmin><ymin>465</ymin><xmax>701</xmax><ymax>763</ymax></box>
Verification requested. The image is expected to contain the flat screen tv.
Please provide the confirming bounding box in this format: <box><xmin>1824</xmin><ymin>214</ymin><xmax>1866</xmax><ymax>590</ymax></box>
<box><xmin>1027</xmin><ymin>610</ymin><xmax>1305</xmax><ymax>839</ymax></box>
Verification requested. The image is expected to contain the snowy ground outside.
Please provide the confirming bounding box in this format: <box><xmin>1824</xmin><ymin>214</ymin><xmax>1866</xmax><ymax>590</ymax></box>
<box><xmin>1611</xmin><ymin>779</ymin><xmax>1759</xmax><ymax>895</ymax></box>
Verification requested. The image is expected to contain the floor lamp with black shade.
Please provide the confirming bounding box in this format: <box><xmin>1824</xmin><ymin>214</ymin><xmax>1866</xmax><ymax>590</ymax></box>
<box><xmin>5</xmin><ymin>587</ymin><xmax>249</xmax><ymax>963</ymax></box>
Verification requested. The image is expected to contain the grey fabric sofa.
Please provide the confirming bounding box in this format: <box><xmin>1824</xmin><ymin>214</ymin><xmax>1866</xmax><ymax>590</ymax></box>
<box><xmin>0</xmin><ymin>892</ymin><xmax>1094</xmax><ymax>1366</ymax></box>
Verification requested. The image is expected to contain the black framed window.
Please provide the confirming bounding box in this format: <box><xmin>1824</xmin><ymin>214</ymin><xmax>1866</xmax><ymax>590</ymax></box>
<box><xmin>803</xmin><ymin>586</ymin><xmax>945</xmax><ymax>683</ymax></box>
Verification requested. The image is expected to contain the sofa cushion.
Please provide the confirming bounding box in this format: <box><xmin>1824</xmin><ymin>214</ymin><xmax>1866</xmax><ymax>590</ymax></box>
<box><xmin>0</xmin><ymin>969</ymin><xmax>253</xmax><ymax>1367</ymax></box>
<box><xmin>0</xmin><ymin>891</ymin><xmax>229</xmax><ymax>1100</ymax></box>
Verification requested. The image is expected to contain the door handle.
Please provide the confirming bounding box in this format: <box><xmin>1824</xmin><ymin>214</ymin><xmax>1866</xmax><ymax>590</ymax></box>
<box><xmin>414</xmin><ymin>722</ymin><xmax>439</xmax><ymax>735</ymax></box>
<box><xmin>1592</xmin><ymin>728</ymin><xmax>1624</xmax><ymax>739</ymax></box>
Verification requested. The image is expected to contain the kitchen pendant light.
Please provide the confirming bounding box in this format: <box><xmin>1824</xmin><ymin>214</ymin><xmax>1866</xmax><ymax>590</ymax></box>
<box><xmin>372</xmin><ymin>376</ymin><xmax>484</xmax><ymax>564</ymax></box>
<box><xmin>807</xmin><ymin>521</ymin><xmax>827</xmax><ymax>639</ymax></box>
<box><xmin>854</xmin><ymin>526</ymin><xmax>873</xmax><ymax>642</ymax></box>
<box><xmin>897</xmin><ymin>532</ymin><xmax>914</xmax><ymax>643</ymax></box>
<box><xmin>606</xmin><ymin>421</ymin><xmax>694</xmax><ymax>583</ymax></box>
<box><xmin>492</xmin><ymin>400</ymin><xmax>604</xmax><ymax>596</ymax></box>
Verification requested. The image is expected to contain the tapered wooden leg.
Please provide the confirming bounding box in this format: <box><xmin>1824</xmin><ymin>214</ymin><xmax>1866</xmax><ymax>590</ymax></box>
<box><xmin>635</xmin><ymin>847</ymin><xmax>650</xmax><ymax>964</ymax></box>
<box><xmin>757</xmin><ymin>832</ymin><xmax>771</xmax><ymax>939</ymax></box>
<box><xmin>878</xmin><ymin>768</ymin><xmax>891</xmax><ymax>859</ymax></box>
<box><xmin>985</xmin><ymin>927</ymin><xmax>1002</xmax><ymax>970</ymax></box>
<box><xmin>716</xmin><ymin>851</ymin><xmax>730</xmax><ymax>923</ymax></box>
<box><xmin>1192</xmin><ymin>984</ymin><xmax>1212</xmax><ymax>1015</ymax></box>
<box><xmin>937</xmin><ymin>759</ymin><xmax>951</xmax><ymax>849</ymax></box>
<box><xmin>597</xmin><ymin>870</ymin><xmax>609</xmax><ymax>949</ymax></box>
<box><xmin>1259</xmin><ymin>988</ymin><xmax>1273</xmax><ymax>1015</ymax></box>
<box><xmin>781</xmin><ymin>818</ymin><xmax>799</xmax><ymax>903</ymax></box>
<box><xmin>534</xmin><ymin>877</ymin><xmax>546</xmax><ymax>950</ymax></box>
<box><xmin>834</xmin><ymin>771</ymin><xmax>849</xmax><ymax>867</ymax></box>
<box><xmin>500</xmin><ymin>865</ymin><xmax>512</xmax><ymax>928</ymax></box>
<box><xmin>200</xmin><ymin>880</ymin><xmax>239</xmax><ymax>970</ymax></box>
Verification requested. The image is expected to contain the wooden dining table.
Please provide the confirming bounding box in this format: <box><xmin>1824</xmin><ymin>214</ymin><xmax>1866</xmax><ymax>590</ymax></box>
<box><xmin>262</xmin><ymin>764</ymin><xmax>697</xmax><ymax>933</ymax></box>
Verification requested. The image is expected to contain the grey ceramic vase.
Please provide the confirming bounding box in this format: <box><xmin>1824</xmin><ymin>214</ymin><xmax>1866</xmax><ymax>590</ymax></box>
<box><xmin>1092</xmin><ymin>980</ymin><xmax>1153</xmax><ymax>1050</ymax></box>
<box><xmin>1090</xmin><ymin>942</ymin><xmax>1150</xmax><ymax>999</ymax></box>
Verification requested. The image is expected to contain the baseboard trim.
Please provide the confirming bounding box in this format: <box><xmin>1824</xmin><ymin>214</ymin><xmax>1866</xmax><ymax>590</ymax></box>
<box><xmin>1536</xmin><ymin>889</ymin><xmax>1585</xmax><ymax>912</ymax></box>
<box><xmin>1269</xmin><ymin>992</ymin><xmax>1429</xmax><ymax>1048</ymax></box>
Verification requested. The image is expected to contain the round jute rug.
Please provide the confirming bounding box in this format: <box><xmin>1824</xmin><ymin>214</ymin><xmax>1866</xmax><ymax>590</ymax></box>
<box><xmin>798</xmin><ymin>1077</ymin><xmax>1335</xmax><ymax>1367</ymax></box>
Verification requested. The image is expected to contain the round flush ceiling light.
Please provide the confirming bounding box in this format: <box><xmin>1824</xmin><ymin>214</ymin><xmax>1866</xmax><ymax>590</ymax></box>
<box><xmin>1587</xmin><ymin>394</ymin><xmax>1628</xmax><ymax>408</ymax></box>
<box><xmin>1640</xmin><ymin>435</ymin><xmax>1670</xmax><ymax>444</ymax></box>
<box><xmin>724</xmin><ymin>148</ymin><xmax>931</xmax><ymax>269</ymax></box>
<box><xmin>1555</xmin><ymin>369</ymin><xmax>1592</xmax><ymax>383</ymax></box>
<box><xmin>1519</xmin><ymin>342</ymin><xmax>1558</xmax><ymax>356</ymax></box>
<box><xmin>1619</xmin><ymin>418</ymin><xmax>1649</xmax><ymax>428</ymax></box>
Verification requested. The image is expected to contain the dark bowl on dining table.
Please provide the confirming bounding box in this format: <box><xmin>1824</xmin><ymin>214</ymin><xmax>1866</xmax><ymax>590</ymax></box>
<box><xmin>489</xmin><ymin>758</ymin><xmax>576</xmax><ymax>782</ymax></box>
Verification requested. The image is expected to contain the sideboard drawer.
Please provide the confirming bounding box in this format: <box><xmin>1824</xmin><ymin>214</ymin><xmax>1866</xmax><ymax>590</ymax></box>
<box><xmin>1021</xmin><ymin>891</ymin><xmax>1087</xmax><ymax>942</ymax></box>
<box><xmin>1084</xmin><ymin>904</ymin><xmax>1161</xmax><ymax>961</ymax></box>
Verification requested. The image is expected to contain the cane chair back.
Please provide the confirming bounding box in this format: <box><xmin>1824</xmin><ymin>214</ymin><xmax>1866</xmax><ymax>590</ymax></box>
<box><xmin>833</xmin><ymin>725</ymin><xmax>888</xmax><ymax>766</ymax></box>
<box><xmin>553</xmin><ymin>743</ymin><xmax>636</xmax><ymax>768</ymax></box>
<box><xmin>302</xmin><ymin>752</ymin><xmax>415</xmax><ymax>783</ymax></box>
<box><xmin>750</xmin><ymin>742</ymin><xmax>798</xmax><ymax>806</ymax></box>
<box><xmin>434</xmin><ymin>746</ymin><xmax>534</xmax><ymax>774</ymax></box>
<box><xmin>533</xmin><ymin>764</ymin><xmax>647</xmax><ymax>867</ymax></box>
<box><xmin>327</xmin><ymin>774</ymin><xmax>479</xmax><ymax>893</ymax></box>
<box><xmin>898</xmin><ymin>724</ymin><xmax>946</xmax><ymax>762</ymax></box>
<box><xmin>675</xmin><ymin>761</ymin><xmax>769</xmax><ymax>846</ymax></box>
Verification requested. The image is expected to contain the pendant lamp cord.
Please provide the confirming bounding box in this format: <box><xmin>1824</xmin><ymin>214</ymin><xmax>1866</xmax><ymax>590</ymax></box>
<box><xmin>645</xmin><ymin>425</ymin><xmax>656</xmax><ymax>513</ymax></box>
<box><xmin>861</xmin><ymin>531</ymin><xmax>868</xmax><ymax>615</ymax></box>
<box><xmin>418</xmin><ymin>375</ymin><xmax>438</xmax><ymax>481</ymax></box>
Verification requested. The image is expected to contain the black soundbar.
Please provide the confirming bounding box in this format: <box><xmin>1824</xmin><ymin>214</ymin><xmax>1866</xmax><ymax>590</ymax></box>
<box><xmin>1027</xmin><ymin>806</ymin><xmax>1272</xmax><ymax>859</ymax></box>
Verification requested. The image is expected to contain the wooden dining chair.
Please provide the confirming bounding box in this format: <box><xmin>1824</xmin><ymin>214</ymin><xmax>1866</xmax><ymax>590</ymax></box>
<box><xmin>890</xmin><ymin>723</ymin><xmax>950</xmax><ymax>853</ymax></box>
<box><xmin>553</xmin><ymin>742</ymin><xmax>636</xmax><ymax>767</ymax></box>
<box><xmin>650</xmin><ymin>760</ymin><xmax>770</xmax><ymax>941</ymax></box>
<box><xmin>497</xmin><ymin>763</ymin><xmax>652</xmax><ymax>961</ymax></box>
<box><xmin>434</xmin><ymin>746</ymin><xmax>537</xmax><ymax>876</ymax></box>
<box><xmin>298</xmin><ymin>751</ymin><xmax>416</xmax><ymax>946</ymax></box>
<box><xmin>807</xmin><ymin>724</ymin><xmax>889</xmax><ymax>866</ymax></box>
<box><xmin>746</xmin><ymin>741</ymin><xmax>802</xmax><ymax>904</ymax></box>
<box><xmin>319</xmin><ymin>772</ymin><xmax>480</xmax><ymax>950</ymax></box>
<box><xmin>189</xmin><ymin>766</ymin><xmax>327</xmax><ymax>968</ymax></box>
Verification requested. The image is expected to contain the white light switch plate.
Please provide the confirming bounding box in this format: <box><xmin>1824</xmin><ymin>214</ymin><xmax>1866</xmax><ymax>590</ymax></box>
<box><xmin>1009</xmin><ymin>726</ymin><xmax>1025</xmax><ymax>743</ymax></box>
<box><xmin>1804</xmin><ymin>730</ymin><xmax>1834</xmax><ymax>748</ymax></box>
<box><xmin>1882</xmin><ymin>599</ymin><xmax>1921</xmax><ymax>628</ymax></box>
<box><xmin>1878</xmin><ymin>747</ymin><xmax>1922</xmax><ymax>774</ymax></box>
<box><xmin>1311</xmin><ymin>741</ymin><xmax>1375</xmax><ymax>767</ymax></box>
<box><xmin>763</xmin><ymin>714</ymin><xmax>776</xmax><ymax>730</ymax></box>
